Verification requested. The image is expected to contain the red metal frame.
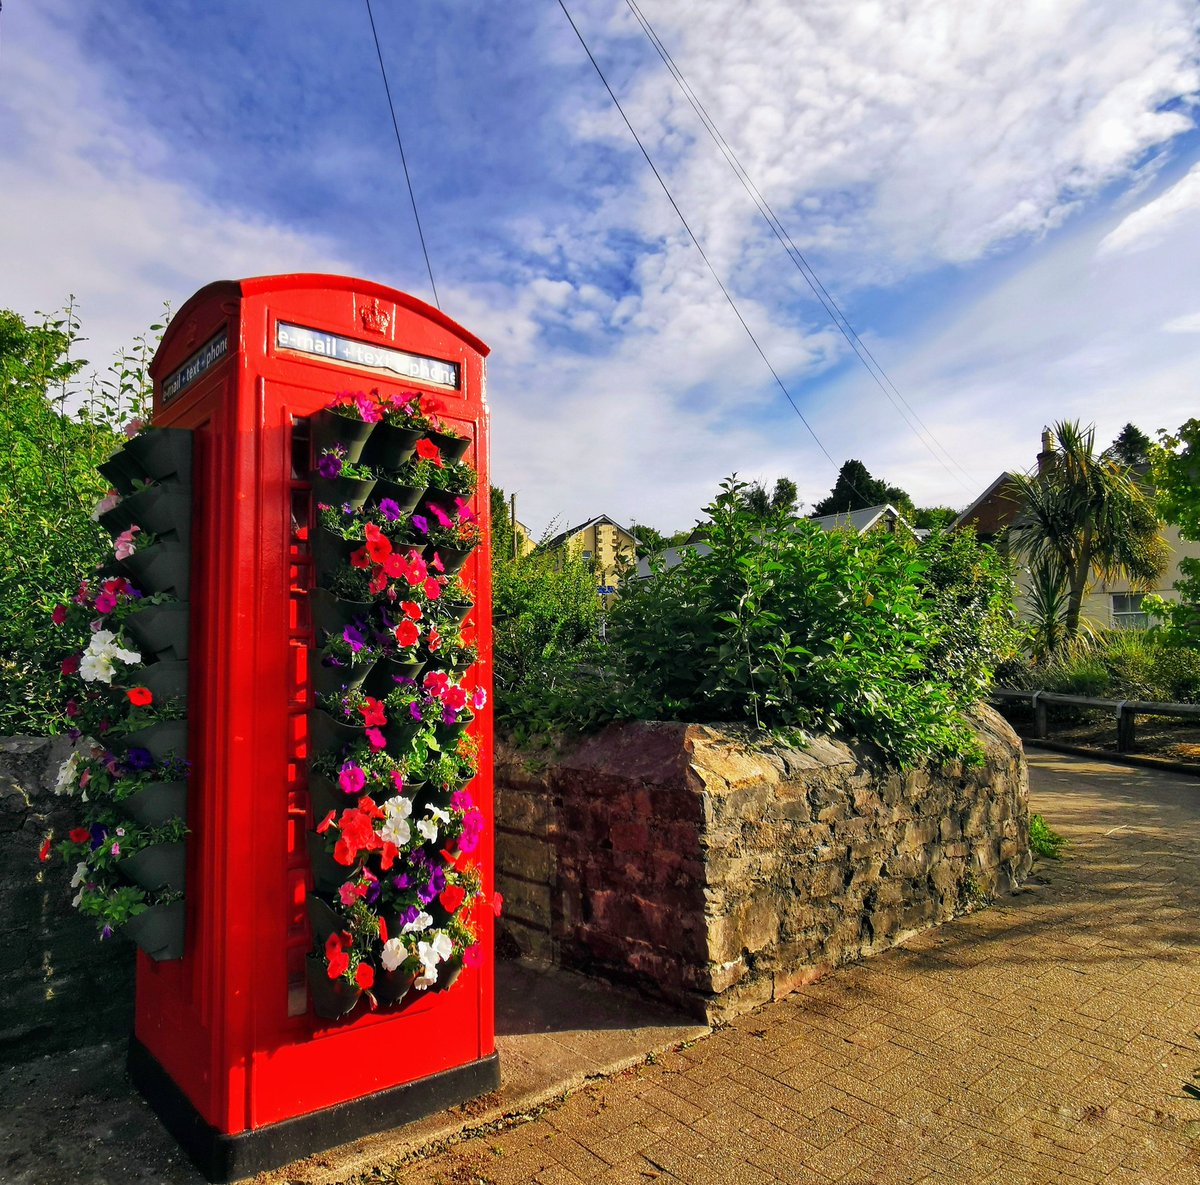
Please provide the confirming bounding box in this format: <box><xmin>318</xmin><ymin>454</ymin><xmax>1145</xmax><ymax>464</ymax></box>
<box><xmin>138</xmin><ymin>275</ymin><xmax>494</xmax><ymax>1134</ymax></box>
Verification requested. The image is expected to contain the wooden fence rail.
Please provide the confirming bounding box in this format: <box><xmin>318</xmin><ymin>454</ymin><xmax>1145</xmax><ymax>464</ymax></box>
<box><xmin>991</xmin><ymin>688</ymin><xmax>1200</xmax><ymax>752</ymax></box>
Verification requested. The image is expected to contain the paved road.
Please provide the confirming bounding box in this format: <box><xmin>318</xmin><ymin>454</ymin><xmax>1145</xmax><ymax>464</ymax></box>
<box><xmin>361</xmin><ymin>752</ymin><xmax>1200</xmax><ymax>1185</ymax></box>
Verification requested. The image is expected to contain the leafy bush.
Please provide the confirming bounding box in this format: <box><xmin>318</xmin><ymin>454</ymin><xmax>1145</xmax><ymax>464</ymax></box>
<box><xmin>0</xmin><ymin>305</ymin><xmax>155</xmax><ymax>734</ymax></box>
<box><xmin>1005</xmin><ymin>628</ymin><xmax>1200</xmax><ymax>703</ymax></box>
<box><xmin>491</xmin><ymin>528</ymin><xmax>604</xmax><ymax>739</ymax></box>
<box><xmin>602</xmin><ymin>479</ymin><xmax>1020</xmax><ymax>765</ymax></box>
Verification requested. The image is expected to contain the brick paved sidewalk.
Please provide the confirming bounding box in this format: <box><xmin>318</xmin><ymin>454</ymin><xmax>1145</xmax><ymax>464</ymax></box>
<box><xmin>356</xmin><ymin>752</ymin><xmax>1200</xmax><ymax>1185</ymax></box>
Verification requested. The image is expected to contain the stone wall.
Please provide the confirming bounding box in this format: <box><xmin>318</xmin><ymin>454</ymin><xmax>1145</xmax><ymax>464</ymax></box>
<box><xmin>495</xmin><ymin>706</ymin><xmax>1030</xmax><ymax>1021</ymax></box>
<box><xmin>0</xmin><ymin>737</ymin><xmax>134</xmax><ymax>1062</ymax></box>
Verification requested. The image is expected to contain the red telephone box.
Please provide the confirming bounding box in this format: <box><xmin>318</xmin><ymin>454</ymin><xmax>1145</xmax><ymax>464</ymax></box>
<box><xmin>128</xmin><ymin>275</ymin><xmax>498</xmax><ymax>1181</ymax></box>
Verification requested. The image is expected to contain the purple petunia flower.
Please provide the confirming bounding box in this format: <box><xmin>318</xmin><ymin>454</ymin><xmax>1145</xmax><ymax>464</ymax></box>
<box><xmin>411</xmin><ymin>514</ymin><xmax>429</xmax><ymax>535</ymax></box>
<box><xmin>392</xmin><ymin>873</ymin><xmax>411</xmax><ymax>891</ymax></box>
<box><xmin>317</xmin><ymin>452</ymin><xmax>343</xmax><ymax>479</ymax></box>
<box><xmin>342</xmin><ymin>624</ymin><xmax>365</xmax><ymax>653</ymax></box>
<box><xmin>379</xmin><ymin>498</ymin><xmax>402</xmax><ymax>522</ymax></box>
<box><xmin>409</xmin><ymin>702</ymin><xmax>423</xmax><ymax>721</ymax></box>
<box><xmin>125</xmin><ymin>747</ymin><xmax>153</xmax><ymax>772</ymax></box>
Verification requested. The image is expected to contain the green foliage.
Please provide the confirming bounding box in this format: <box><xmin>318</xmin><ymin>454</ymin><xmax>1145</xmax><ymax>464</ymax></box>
<box><xmin>1148</xmin><ymin>418</ymin><xmax>1200</xmax><ymax>647</ymax></box>
<box><xmin>0</xmin><ymin>304</ymin><xmax>157</xmax><ymax>734</ymax></box>
<box><xmin>1105</xmin><ymin>422</ymin><xmax>1152</xmax><ymax>469</ymax></box>
<box><xmin>603</xmin><ymin>479</ymin><xmax>1018</xmax><ymax>765</ymax></box>
<box><xmin>1028</xmin><ymin>813</ymin><xmax>1067</xmax><ymax>860</ymax></box>
<box><xmin>1006</xmin><ymin>628</ymin><xmax>1200</xmax><ymax>703</ymax></box>
<box><xmin>492</xmin><ymin>524</ymin><xmax>603</xmax><ymax>738</ymax></box>
<box><xmin>915</xmin><ymin>527</ymin><xmax>1023</xmax><ymax>699</ymax></box>
<box><xmin>913</xmin><ymin>506</ymin><xmax>958</xmax><ymax>530</ymax></box>
<box><xmin>811</xmin><ymin>459</ymin><xmax>912</xmax><ymax>518</ymax></box>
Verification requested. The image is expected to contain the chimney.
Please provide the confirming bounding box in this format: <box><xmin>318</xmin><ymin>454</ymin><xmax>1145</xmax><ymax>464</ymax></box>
<box><xmin>1037</xmin><ymin>427</ymin><xmax>1055</xmax><ymax>477</ymax></box>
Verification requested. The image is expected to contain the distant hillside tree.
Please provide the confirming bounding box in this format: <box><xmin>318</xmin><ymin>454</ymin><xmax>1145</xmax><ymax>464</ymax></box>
<box><xmin>811</xmin><ymin>459</ymin><xmax>911</xmax><ymax>517</ymax></box>
<box><xmin>1105</xmin><ymin>423</ymin><xmax>1152</xmax><ymax>469</ymax></box>
<box><xmin>914</xmin><ymin>506</ymin><xmax>958</xmax><ymax>530</ymax></box>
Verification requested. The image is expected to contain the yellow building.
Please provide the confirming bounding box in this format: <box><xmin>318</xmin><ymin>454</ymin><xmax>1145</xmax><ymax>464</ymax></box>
<box><xmin>543</xmin><ymin>515</ymin><xmax>639</xmax><ymax>603</ymax></box>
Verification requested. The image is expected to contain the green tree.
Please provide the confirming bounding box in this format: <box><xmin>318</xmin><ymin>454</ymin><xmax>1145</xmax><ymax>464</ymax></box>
<box><xmin>1147</xmin><ymin>417</ymin><xmax>1200</xmax><ymax>645</ymax></box>
<box><xmin>914</xmin><ymin>506</ymin><xmax>958</xmax><ymax>530</ymax></box>
<box><xmin>606</xmin><ymin>479</ymin><xmax>1019</xmax><ymax>764</ymax></box>
<box><xmin>1008</xmin><ymin>420</ymin><xmax>1168</xmax><ymax>643</ymax></box>
<box><xmin>1105</xmin><ymin>423</ymin><xmax>1152</xmax><ymax>469</ymax></box>
<box><xmin>0</xmin><ymin>304</ymin><xmax>155</xmax><ymax>732</ymax></box>
<box><xmin>628</xmin><ymin>521</ymin><xmax>668</xmax><ymax>557</ymax></box>
<box><xmin>811</xmin><ymin>459</ymin><xmax>911</xmax><ymax>517</ymax></box>
<box><xmin>771</xmin><ymin>476</ymin><xmax>799</xmax><ymax>515</ymax></box>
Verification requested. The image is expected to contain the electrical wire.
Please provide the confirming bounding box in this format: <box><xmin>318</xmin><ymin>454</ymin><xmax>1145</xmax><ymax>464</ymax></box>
<box><xmin>365</xmin><ymin>0</ymin><xmax>441</xmax><ymax>310</ymax></box>
<box><xmin>623</xmin><ymin>0</ymin><xmax>975</xmax><ymax>493</ymax></box>
<box><xmin>555</xmin><ymin>0</ymin><xmax>846</xmax><ymax>479</ymax></box>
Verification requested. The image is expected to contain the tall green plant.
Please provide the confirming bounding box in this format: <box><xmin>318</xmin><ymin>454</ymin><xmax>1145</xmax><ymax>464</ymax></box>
<box><xmin>608</xmin><ymin>479</ymin><xmax>1018</xmax><ymax>765</ymax></box>
<box><xmin>0</xmin><ymin>304</ymin><xmax>157</xmax><ymax>733</ymax></box>
<box><xmin>1008</xmin><ymin>420</ymin><xmax>1167</xmax><ymax>640</ymax></box>
<box><xmin>1148</xmin><ymin>418</ymin><xmax>1200</xmax><ymax>647</ymax></box>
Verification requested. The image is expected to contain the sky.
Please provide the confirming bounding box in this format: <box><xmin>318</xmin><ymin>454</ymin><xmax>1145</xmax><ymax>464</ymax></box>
<box><xmin>2</xmin><ymin>0</ymin><xmax>1199</xmax><ymax>537</ymax></box>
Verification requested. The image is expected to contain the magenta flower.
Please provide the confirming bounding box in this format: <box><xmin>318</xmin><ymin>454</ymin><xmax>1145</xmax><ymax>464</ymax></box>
<box><xmin>472</xmin><ymin>687</ymin><xmax>487</xmax><ymax>711</ymax></box>
<box><xmin>94</xmin><ymin>592</ymin><xmax>117</xmax><ymax>614</ymax></box>
<box><xmin>338</xmin><ymin>761</ymin><xmax>366</xmax><ymax>795</ymax></box>
<box><xmin>366</xmin><ymin>726</ymin><xmax>386</xmax><ymax>752</ymax></box>
<box><xmin>379</xmin><ymin>498</ymin><xmax>402</xmax><ymax>521</ymax></box>
<box><xmin>411</xmin><ymin>513</ymin><xmax>429</xmax><ymax>535</ymax></box>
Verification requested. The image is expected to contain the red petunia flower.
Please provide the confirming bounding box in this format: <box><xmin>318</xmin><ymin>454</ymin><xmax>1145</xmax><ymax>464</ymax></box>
<box><xmin>327</xmin><ymin>950</ymin><xmax>349</xmax><ymax>979</ymax></box>
<box><xmin>415</xmin><ymin>438</ymin><xmax>444</xmax><ymax>468</ymax></box>
<box><xmin>51</xmin><ymin>605</ymin><xmax>67</xmax><ymax>625</ymax></box>
<box><xmin>61</xmin><ymin>654</ymin><xmax>81</xmax><ymax>676</ymax></box>
<box><xmin>126</xmin><ymin>687</ymin><xmax>153</xmax><ymax>707</ymax></box>
<box><xmin>69</xmin><ymin>827</ymin><xmax>90</xmax><ymax>844</ymax></box>
<box><xmin>395</xmin><ymin>619</ymin><xmax>420</xmax><ymax>648</ymax></box>
<box><xmin>350</xmin><ymin>546</ymin><xmax>370</xmax><ymax>569</ymax></box>
<box><xmin>38</xmin><ymin>836</ymin><xmax>52</xmax><ymax>862</ymax></box>
<box><xmin>400</xmin><ymin>600</ymin><xmax>422</xmax><ymax>620</ymax></box>
<box><xmin>358</xmin><ymin>696</ymin><xmax>386</xmax><ymax>727</ymax></box>
<box><xmin>355</xmin><ymin>962</ymin><xmax>375</xmax><ymax>989</ymax></box>
<box><xmin>366</xmin><ymin>533</ymin><xmax>392</xmax><ymax>563</ymax></box>
<box><xmin>439</xmin><ymin>884</ymin><xmax>466</xmax><ymax>914</ymax></box>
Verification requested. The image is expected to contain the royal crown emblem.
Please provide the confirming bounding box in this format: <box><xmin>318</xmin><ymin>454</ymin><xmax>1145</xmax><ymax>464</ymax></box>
<box><xmin>360</xmin><ymin>298</ymin><xmax>391</xmax><ymax>336</ymax></box>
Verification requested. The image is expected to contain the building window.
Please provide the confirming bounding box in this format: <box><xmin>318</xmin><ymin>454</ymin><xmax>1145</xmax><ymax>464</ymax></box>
<box><xmin>1111</xmin><ymin>593</ymin><xmax>1148</xmax><ymax>629</ymax></box>
<box><xmin>581</xmin><ymin>550</ymin><xmax>593</xmax><ymax>562</ymax></box>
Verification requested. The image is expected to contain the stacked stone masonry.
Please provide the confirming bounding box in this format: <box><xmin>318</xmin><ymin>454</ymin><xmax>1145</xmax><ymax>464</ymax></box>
<box><xmin>0</xmin><ymin>737</ymin><xmax>134</xmax><ymax>1060</ymax></box>
<box><xmin>496</xmin><ymin>706</ymin><xmax>1031</xmax><ymax>1021</ymax></box>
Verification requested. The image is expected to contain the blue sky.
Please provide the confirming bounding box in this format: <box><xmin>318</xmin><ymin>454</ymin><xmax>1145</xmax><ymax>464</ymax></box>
<box><xmin>3</xmin><ymin>0</ymin><xmax>1200</xmax><ymax>534</ymax></box>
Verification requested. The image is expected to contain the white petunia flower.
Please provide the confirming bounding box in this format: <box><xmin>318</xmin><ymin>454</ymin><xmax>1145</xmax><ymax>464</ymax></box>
<box><xmin>70</xmin><ymin>861</ymin><xmax>88</xmax><ymax>888</ymax></box>
<box><xmin>380</xmin><ymin>796</ymin><xmax>413</xmax><ymax>847</ymax></box>
<box><xmin>401</xmin><ymin>910</ymin><xmax>432</xmax><ymax>934</ymax></box>
<box><xmin>79</xmin><ymin>629</ymin><xmax>141</xmax><ymax>684</ymax></box>
<box><xmin>54</xmin><ymin>753</ymin><xmax>81</xmax><ymax>796</ymax></box>
<box><xmin>416</xmin><ymin>816</ymin><xmax>438</xmax><ymax>842</ymax></box>
<box><xmin>380</xmin><ymin>937</ymin><xmax>409</xmax><ymax>972</ymax></box>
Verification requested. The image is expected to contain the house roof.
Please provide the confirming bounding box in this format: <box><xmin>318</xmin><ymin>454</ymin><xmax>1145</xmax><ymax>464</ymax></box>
<box><xmin>541</xmin><ymin>514</ymin><xmax>639</xmax><ymax>551</ymax></box>
<box><xmin>951</xmin><ymin>472</ymin><xmax>1020</xmax><ymax>533</ymax></box>
<box><xmin>634</xmin><ymin>542</ymin><xmax>712</xmax><ymax>579</ymax></box>
<box><xmin>809</xmin><ymin>503</ymin><xmax>909</xmax><ymax>534</ymax></box>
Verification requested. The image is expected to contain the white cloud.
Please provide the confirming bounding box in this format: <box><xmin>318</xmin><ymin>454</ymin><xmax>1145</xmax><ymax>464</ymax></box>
<box><xmin>1098</xmin><ymin>162</ymin><xmax>1200</xmax><ymax>256</ymax></box>
<box><xmin>1163</xmin><ymin>311</ymin><xmax>1200</xmax><ymax>333</ymax></box>
<box><xmin>3</xmin><ymin>0</ymin><xmax>1200</xmax><ymax>534</ymax></box>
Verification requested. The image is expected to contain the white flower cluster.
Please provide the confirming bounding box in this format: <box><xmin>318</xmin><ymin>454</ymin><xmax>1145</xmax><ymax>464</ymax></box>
<box><xmin>79</xmin><ymin>629</ymin><xmax>141</xmax><ymax>684</ymax></box>
<box><xmin>380</xmin><ymin>795</ymin><xmax>412</xmax><ymax>848</ymax></box>
<box><xmin>54</xmin><ymin>752</ymin><xmax>81</xmax><ymax>797</ymax></box>
<box><xmin>416</xmin><ymin>805</ymin><xmax>449</xmax><ymax>844</ymax></box>
<box><xmin>415</xmin><ymin>931</ymin><xmax>453</xmax><ymax>988</ymax></box>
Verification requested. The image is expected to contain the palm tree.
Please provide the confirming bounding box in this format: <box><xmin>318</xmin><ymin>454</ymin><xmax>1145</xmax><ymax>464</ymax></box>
<box><xmin>1008</xmin><ymin>420</ymin><xmax>1167</xmax><ymax>642</ymax></box>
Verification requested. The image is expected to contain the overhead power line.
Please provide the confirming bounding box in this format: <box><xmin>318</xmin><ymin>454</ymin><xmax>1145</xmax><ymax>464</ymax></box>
<box><xmin>364</xmin><ymin>0</ymin><xmax>441</xmax><ymax>309</ymax></box>
<box><xmin>555</xmin><ymin>0</ymin><xmax>848</xmax><ymax>482</ymax></box>
<box><xmin>623</xmin><ymin>0</ymin><xmax>975</xmax><ymax>494</ymax></box>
